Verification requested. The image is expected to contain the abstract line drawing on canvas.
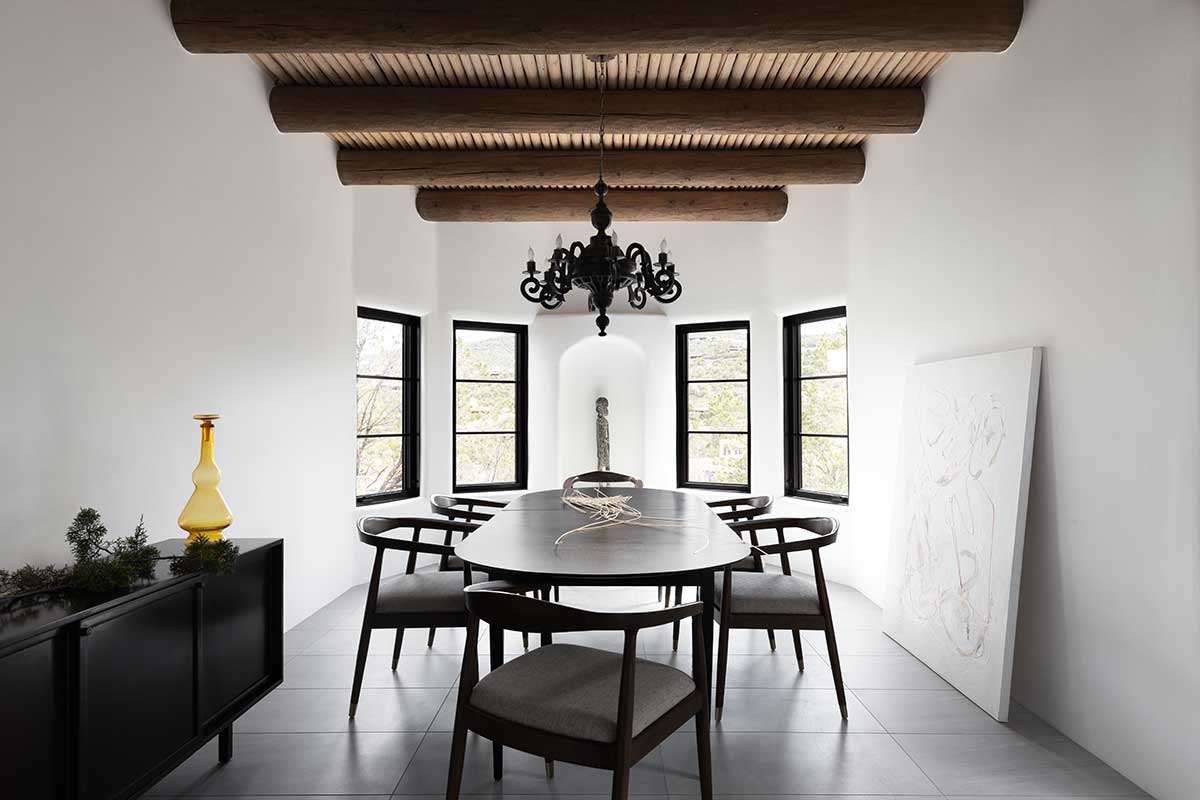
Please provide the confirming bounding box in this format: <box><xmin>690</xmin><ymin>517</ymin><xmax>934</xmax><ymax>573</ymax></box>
<box><xmin>900</xmin><ymin>390</ymin><xmax>1006</xmax><ymax>660</ymax></box>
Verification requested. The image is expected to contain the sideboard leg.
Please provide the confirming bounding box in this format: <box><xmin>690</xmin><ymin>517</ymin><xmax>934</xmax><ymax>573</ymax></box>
<box><xmin>218</xmin><ymin>725</ymin><xmax>233</xmax><ymax>763</ymax></box>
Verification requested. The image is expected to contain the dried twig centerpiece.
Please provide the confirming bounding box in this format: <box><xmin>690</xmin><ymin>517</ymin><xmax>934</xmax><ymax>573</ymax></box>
<box><xmin>557</xmin><ymin>488</ymin><xmax>710</xmax><ymax>554</ymax></box>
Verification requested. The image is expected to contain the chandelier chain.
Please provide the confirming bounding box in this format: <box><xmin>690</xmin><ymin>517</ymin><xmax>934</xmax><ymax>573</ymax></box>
<box><xmin>596</xmin><ymin>58</ymin><xmax>606</xmax><ymax>182</ymax></box>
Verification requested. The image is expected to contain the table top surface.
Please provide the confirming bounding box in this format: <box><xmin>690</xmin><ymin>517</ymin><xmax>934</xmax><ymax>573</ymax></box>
<box><xmin>455</xmin><ymin>488</ymin><xmax>749</xmax><ymax>580</ymax></box>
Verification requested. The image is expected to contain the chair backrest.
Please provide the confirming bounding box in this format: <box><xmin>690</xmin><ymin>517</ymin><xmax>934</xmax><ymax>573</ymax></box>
<box><xmin>464</xmin><ymin>580</ymin><xmax>698</xmax><ymax>634</ymax></box>
<box><xmin>430</xmin><ymin>494</ymin><xmax>502</xmax><ymax>523</ymax></box>
<box><xmin>562</xmin><ymin>470</ymin><xmax>644</xmax><ymax>490</ymax></box>
<box><xmin>728</xmin><ymin>516</ymin><xmax>839</xmax><ymax>584</ymax></box>
<box><xmin>357</xmin><ymin>516</ymin><xmax>478</xmax><ymax>576</ymax></box>
<box><xmin>709</xmin><ymin>495</ymin><xmax>773</xmax><ymax>522</ymax></box>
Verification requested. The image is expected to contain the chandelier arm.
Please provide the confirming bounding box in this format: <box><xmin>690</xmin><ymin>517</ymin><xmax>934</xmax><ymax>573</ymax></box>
<box><xmin>628</xmin><ymin>283</ymin><xmax>647</xmax><ymax>309</ymax></box>
<box><xmin>519</xmin><ymin>275</ymin><xmax>544</xmax><ymax>304</ymax></box>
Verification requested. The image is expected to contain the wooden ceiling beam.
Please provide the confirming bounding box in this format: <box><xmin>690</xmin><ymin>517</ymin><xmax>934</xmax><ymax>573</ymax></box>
<box><xmin>272</xmin><ymin>87</ymin><xmax>923</xmax><ymax>136</ymax></box>
<box><xmin>172</xmin><ymin>0</ymin><xmax>1022</xmax><ymax>54</ymax></box>
<box><xmin>415</xmin><ymin>189</ymin><xmax>788</xmax><ymax>222</ymax></box>
<box><xmin>338</xmin><ymin>148</ymin><xmax>864</xmax><ymax>187</ymax></box>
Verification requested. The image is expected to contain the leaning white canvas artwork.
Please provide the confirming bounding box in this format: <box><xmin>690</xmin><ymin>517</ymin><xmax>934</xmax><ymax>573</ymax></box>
<box><xmin>883</xmin><ymin>347</ymin><xmax>1042</xmax><ymax>721</ymax></box>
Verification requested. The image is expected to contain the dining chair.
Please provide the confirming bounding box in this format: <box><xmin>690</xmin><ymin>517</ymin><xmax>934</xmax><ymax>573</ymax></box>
<box><xmin>430</xmin><ymin>494</ymin><xmax>508</xmax><ymax>524</ymax></box>
<box><xmin>446</xmin><ymin>580</ymin><xmax>712</xmax><ymax>800</ymax></box>
<box><xmin>667</xmin><ymin>496</ymin><xmax>775</xmax><ymax>651</ymax></box>
<box><xmin>350</xmin><ymin>516</ymin><xmax>478</xmax><ymax>718</ymax></box>
<box><xmin>561</xmin><ymin>470</ymin><xmax>644</xmax><ymax>490</ymax></box>
<box><xmin>431</xmin><ymin>494</ymin><xmax>560</xmax><ymax>611</ymax></box>
<box><xmin>715</xmin><ymin>517</ymin><xmax>847</xmax><ymax>721</ymax></box>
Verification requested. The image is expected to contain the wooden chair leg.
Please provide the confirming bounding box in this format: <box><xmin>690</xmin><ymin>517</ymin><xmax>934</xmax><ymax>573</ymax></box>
<box><xmin>445</xmin><ymin>703</ymin><xmax>469</xmax><ymax>800</ymax></box>
<box><xmin>492</xmin><ymin>741</ymin><xmax>503</xmax><ymax>781</ymax></box>
<box><xmin>391</xmin><ymin>628</ymin><xmax>405</xmax><ymax>670</ymax></box>
<box><xmin>791</xmin><ymin>630</ymin><xmax>804</xmax><ymax>671</ymax></box>
<box><xmin>539</xmin><ymin>588</ymin><xmax>553</xmax><ymax>646</ymax></box>
<box><xmin>766</xmin><ymin>629</ymin><xmax>776</xmax><ymax>651</ymax></box>
<box><xmin>657</xmin><ymin>586</ymin><xmax>663</xmax><ymax>603</ymax></box>
<box><xmin>544</xmin><ymin>757</ymin><xmax>554</xmax><ymax>778</ymax></box>
<box><xmin>714</xmin><ymin>616</ymin><xmax>730</xmax><ymax>722</ymax></box>
<box><xmin>695</xmin><ymin>702</ymin><xmax>714</xmax><ymax>800</ymax></box>
<box><xmin>824</xmin><ymin>621</ymin><xmax>848</xmax><ymax>719</ymax></box>
<box><xmin>427</xmin><ymin>627</ymin><xmax>437</xmax><ymax>648</ymax></box>
<box><xmin>349</xmin><ymin>625</ymin><xmax>372</xmax><ymax>718</ymax></box>
<box><xmin>671</xmin><ymin>585</ymin><xmax>684</xmax><ymax>651</ymax></box>
<box><xmin>611</xmin><ymin>766</ymin><xmax>630</xmax><ymax>800</ymax></box>
<box><xmin>553</xmin><ymin>585</ymin><xmax>560</xmax><ymax>602</ymax></box>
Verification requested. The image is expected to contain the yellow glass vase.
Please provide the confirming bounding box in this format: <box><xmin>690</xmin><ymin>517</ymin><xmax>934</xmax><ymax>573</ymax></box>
<box><xmin>178</xmin><ymin>414</ymin><xmax>233</xmax><ymax>542</ymax></box>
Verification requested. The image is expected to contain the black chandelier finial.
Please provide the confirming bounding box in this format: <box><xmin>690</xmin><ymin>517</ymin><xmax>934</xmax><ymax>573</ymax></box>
<box><xmin>517</xmin><ymin>55</ymin><xmax>682</xmax><ymax>336</ymax></box>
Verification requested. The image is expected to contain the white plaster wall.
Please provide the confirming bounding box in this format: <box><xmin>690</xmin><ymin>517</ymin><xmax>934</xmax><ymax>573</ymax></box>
<box><xmin>0</xmin><ymin>0</ymin><xmax>357</xmax><ymax>627</ymax></box>
<box><xmin>839</xmin><ymin>2</ymin><xmax>1200</xmax><ymax>797</ymax></box>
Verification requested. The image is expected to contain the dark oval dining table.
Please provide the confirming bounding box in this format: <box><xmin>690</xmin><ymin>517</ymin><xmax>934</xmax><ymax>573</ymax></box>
<box><xmin>455</xmin><ymin>487</ymin><xmax>750</xmax><ymax>685</ymax></box>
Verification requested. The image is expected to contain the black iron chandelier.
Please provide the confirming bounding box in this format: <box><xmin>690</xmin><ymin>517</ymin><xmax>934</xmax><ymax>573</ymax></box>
<box><xmin>519</xmin><ymin>55</ymin><xmax>682</xmax><ymax>336</ymax></box>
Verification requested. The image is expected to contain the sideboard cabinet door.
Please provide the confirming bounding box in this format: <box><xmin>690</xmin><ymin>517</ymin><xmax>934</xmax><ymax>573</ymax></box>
<box><xmin>0</xmin><ymin>634</ymin><xmax>64</xmax><ymax>797</ymax></box>
<box><xmin>77</xmin><ymin>581</ymin><xmax>200</xmax><ymax>800</ymax></box>
<box><xmin>201</xmin><ymin>543</ymin><xmax>282</xmax><ymax>728</ymax></box>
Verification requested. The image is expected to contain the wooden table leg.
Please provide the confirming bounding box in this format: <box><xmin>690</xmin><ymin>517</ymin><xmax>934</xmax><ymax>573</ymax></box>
<box><xmin>700</xmin><ymin>571</ymin><xmax>715</xmax><ymax>696</ymax></box>
<box><xmin>218</xmin><ymin>725</ymin><xmax>233</xmax><ymax>763</ymax></box>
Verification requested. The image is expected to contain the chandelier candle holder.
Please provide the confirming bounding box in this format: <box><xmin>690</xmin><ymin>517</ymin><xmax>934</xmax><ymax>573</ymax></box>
<box><xmin>519</xmin><ymin>55</ymin><xmax>682</xmax><ymax>336</ymax></box>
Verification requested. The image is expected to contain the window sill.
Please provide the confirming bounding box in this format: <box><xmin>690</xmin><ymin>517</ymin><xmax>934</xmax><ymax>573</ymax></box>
<box><xmin>783</xmin><ymin>491</ymin><xmax>849</xmax><ymax>507</ymax></box>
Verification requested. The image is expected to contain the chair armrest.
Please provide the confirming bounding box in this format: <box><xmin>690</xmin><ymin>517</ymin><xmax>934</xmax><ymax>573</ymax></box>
<box><xmin>706</xmin><ymin>498</ymin><xmax>745</xmax><ymax>510</ymax></box>
<box><xmin>729</xmin><ymin>517</ymin><xmax>838</xmax><ymax>553</ymax></box>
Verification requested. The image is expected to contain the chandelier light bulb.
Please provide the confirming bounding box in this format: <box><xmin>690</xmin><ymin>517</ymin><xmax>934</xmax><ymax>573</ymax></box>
<box><xmin>527</xmin><ymin>245</ymin><xmax>535</xmax><ymax>262</ymax></box>
<box><xmin>659</xmin><ymin>238</ymin><xmax>669</xmax><ymax>255</ymax></box>
<box><xmin>611</xmin><ymin>230</ymin><xmax>619</xmax><ymax>247</ymax></box>
<box><xmin>555</xmin><ymin>233</ymin><xmax>564</xmax><ymax>250</ymax></box>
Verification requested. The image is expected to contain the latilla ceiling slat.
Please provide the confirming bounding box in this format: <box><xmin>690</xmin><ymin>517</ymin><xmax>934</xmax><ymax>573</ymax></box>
<box><xmin>260</xmin><ymin>48</ymin><xmax>941</xmax><ymax>192</ymax></box>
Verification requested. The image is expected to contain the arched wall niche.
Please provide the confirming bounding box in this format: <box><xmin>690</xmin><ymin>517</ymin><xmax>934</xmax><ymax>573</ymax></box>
<box><xmin>527</xmin><ymin>313</ymin><xmax>674</xmax><ymax>490</ymax></box>
<box><xmin>556</xmin><ymin>333</ymin><xmax>647</xmax><ymax>482</ymax></box>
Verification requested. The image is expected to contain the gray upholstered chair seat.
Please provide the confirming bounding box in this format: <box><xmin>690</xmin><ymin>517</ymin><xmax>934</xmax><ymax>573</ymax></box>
<box><xmin>716</xmin><ymin>572</ymin><xmax>821</xmax><ymax>615</ymax></box>
<box><xmin>469</xmin><ymin>643</ymin><xmax>695</xmax><ymax>742</ymax></box>
<box><xmin>375</xmin><ymin>571</ymin><xmax>465</xmax><ymax>614</ymax></box>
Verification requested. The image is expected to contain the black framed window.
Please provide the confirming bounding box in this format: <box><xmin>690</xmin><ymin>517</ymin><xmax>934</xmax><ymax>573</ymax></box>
<box><xmin>356</xmin><ymin>307</ymin><xmax>420</xmax><ymax>505</ymax></box>
<box><xmin>784</xmin><ymin>306</ymin><xmax>849</xmax><ymax>504</ymax></box>
<box><xmin>453</xmin><ymin>321</ymin><xmax>528</xmax><ymax>491</ymax></box>
<box><xmin>676</xmin><ymin>321</ymin><xmax>751</xmax><ymax>492</ymax></box>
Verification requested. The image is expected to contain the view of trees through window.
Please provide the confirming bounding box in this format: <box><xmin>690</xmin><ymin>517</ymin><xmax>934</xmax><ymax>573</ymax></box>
<box><xmin>454</xmin><ymin>322</ymin><xmax>526</xmax><ymax>489</ymax></box>
<box><xmin>677</xmin><ymin>323</ymin><xmax>750</xmax><ymax>489</ymax></box>
<box><xmin>784</xmin><ymin>308</ymin><xmax>849</xmax><ymax>501</ymax></box>
<box><xmin>356</xmin><ymin>309</ymin><xmax>419</xmax><ymax>502</ymax></box>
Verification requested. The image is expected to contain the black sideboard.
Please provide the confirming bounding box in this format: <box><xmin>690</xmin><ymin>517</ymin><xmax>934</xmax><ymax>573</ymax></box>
<box><xmin>0</xmin><ymin>538</ymin><xmax>283</xmax><ymax>799</ymax></box>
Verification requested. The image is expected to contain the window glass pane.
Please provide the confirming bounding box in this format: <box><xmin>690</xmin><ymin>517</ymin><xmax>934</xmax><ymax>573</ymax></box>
<box><xmin>799</xmin><ymin>317</ymin><xmax>847</xmax><ymax>377</ymax></box>
<box><xmin>800</xmin><ymin>377</ymin><xmax>847</xmax><ymax>435</ymax></box>
<box><xmin>456</xmin><ymin>433</ymin><xmax>516</xmax><ymax>485</ymax></box>
<box><xmin>357</xmin><ymin>379</ymin><xmax>404</xmax><ymax>435</ymax></box>
<box><xmin>687</xmin><ymin>433</ymin><xmax>749</xmax><ymax>486</ymax></box>
<box><xmin>801</xmin><ymin>436</ymin><xmax>848</xmax><ymax>496</ymax></box>
<box><xmin>357</xmin><ymin>318</ymin><xmax>405</xmax><ymax>377</ymax></box>
<box><xmin>356</xmin><ymin>436</ymin><xmax>404</xmax><ymax>496</ymax></box>
<box><xmin>687</xmin><ymin>328</ymin><xmax>748</xmax><ymax>380</ymax></box>
<box><xmin>456</xmin><ymin>382</ymin><xmax>516</xmax><ymax>432</ymax></box>
<box><xmin>687</xmin><ymin>382</ymin><xmax>748</xmax><ymax>432</ymax></box>
<box><xmin>456</xmin><ymin>328</ymin><xmax>516</xmax><ymax>380</ymax></box>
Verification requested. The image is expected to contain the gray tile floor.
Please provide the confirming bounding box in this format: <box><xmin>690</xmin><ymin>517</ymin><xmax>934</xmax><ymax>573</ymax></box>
<box><xmin>150</xmin><ymin>582</ymin><xmax>1150</xmax><ymax>799</ymax></box>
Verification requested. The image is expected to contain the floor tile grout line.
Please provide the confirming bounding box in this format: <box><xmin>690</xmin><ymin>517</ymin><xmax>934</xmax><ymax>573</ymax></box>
<box><xmin>887</xmin><ymin>725</ymin><xmax>950</xmax><ymax>799</ymax></box>
<box><xmin>389</xmin><ymin>683</ymin><xmax>456</xmax><ymax>795</ymax></box>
